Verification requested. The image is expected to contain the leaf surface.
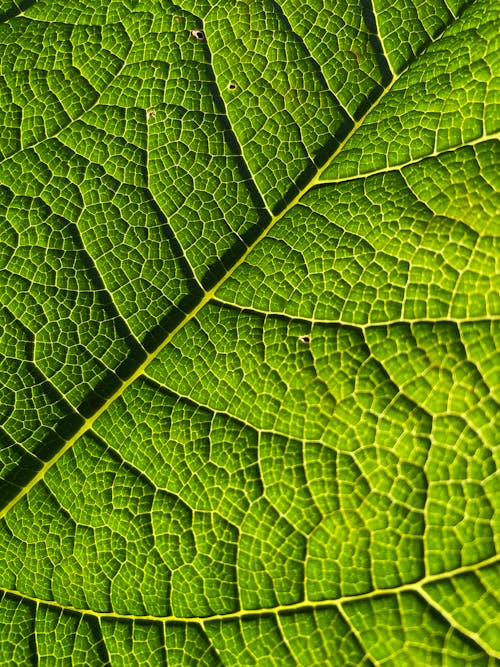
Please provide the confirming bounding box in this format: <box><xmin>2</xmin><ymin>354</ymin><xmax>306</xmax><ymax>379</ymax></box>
<box><xmin>0</xmin><ymin>0</ymin><xmax>499</xmax><ymax>664</ymax></box>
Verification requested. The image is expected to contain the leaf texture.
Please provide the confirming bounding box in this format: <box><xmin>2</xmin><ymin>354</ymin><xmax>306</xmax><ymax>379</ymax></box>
<box><xmin>0</xmin><ymin>0</ymin><xmax>499</xmax><ymax>664</ymax></box>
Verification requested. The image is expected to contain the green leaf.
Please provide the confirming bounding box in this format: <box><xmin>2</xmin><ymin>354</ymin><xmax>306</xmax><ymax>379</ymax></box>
<box><xmin>0</xmin><ymin>0</ymin><xmax>499</xmax><ymax>664</ymax></box>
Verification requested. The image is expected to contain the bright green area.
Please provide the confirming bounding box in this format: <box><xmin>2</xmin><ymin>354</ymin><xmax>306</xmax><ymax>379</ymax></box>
<box><xmin>0</xmin><ymin>0</ymin><xmax>498</xmax><ymax>664</ymax></box>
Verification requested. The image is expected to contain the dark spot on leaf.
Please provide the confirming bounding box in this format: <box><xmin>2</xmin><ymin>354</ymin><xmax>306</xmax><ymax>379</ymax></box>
<box><xmin>299</xmin><ymin>335</ymin><xmax>311</xmax><ymax>344</ymax></box>
<box><xmin>350</xmin><ymin>50</ymin><xmax>363</xmax><ymax>64</ymax></box>
<box><xmin>191</xmin><ymin>29</ymin><xmax>205</xmax><ymax>41</ymax></box>
<box><xmin>227</xmin><ymin>82</ymin><xmax>237</xmax><ymax>90</ymax></box>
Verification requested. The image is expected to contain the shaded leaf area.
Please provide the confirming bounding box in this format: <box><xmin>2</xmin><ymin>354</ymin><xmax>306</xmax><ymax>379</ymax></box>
<box><xmin>0</xmin><ymin>0</ymin><xmax>499</xmax><ymax>664</ymax></box>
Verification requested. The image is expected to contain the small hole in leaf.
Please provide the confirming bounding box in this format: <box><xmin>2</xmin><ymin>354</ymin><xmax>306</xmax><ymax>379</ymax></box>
<box><xmin>227</xmin><ymin>82</ymin><xmax>237</xmax><ymax>90</ymax></box>
<box><xmin>146</xmin><ymin>108</ymin><xmax>156</xmax><ymax>120</ymax></box>
<box><xmin>191</xmin><ymin>29</ymin><xmax>205</xmax><ymax>40</ymax></box>
<box><xmin>299</xmin><ymin>335</ymin><xmax>311</xmax><ymax>344</ymax></box>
